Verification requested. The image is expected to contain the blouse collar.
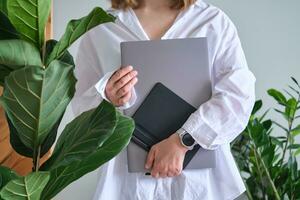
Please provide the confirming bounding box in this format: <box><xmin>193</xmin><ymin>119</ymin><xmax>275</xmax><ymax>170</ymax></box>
<box><xmin>106</xmin><ymin>0</ymin><xmax>203</xmax><ymax>40</ymax></box>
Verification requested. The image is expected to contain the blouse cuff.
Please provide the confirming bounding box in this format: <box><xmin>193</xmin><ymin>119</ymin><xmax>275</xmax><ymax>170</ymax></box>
<box><xmin>94</xmin><ymin>71</ymin><xmax>137</xmax><ymax>110</ymax></box>
<box><xmin>182</xmin><ymin>113</ymin><xmax>219</xmax><ymax>150</ymax></box>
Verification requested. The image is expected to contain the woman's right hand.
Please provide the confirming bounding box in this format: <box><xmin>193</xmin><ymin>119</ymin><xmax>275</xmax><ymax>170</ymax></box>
<box><xmin>105</xmin><ymin>65</ymin><xmax>138</xmax><ymax>107</ymax></box>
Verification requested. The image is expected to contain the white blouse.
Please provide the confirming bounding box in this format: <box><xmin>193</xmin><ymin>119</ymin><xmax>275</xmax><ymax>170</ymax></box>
<box><xmin>57</xmin><ymin>0</ymin><xmax>256</xmax><ymax>199</ymax></box>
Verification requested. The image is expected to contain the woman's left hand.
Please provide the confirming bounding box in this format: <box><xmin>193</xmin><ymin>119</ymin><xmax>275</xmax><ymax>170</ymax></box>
<box><xmin>145</xmin><ymin>133</ymin><xmax>188</xmax><ymax>178</ymax></box>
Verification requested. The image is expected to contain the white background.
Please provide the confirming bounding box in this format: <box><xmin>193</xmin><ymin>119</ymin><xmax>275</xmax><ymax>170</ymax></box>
<box><xmin>53</xmin><ymin>0</ymin><xmax>300</xmax><ymax>199</ymax></box>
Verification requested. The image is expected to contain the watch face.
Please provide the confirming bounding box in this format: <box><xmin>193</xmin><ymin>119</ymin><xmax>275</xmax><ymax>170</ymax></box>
<box><xmin>182</xmin><ymin>133</ymin><xmax>195</xmax><ymax>146</ymax></box>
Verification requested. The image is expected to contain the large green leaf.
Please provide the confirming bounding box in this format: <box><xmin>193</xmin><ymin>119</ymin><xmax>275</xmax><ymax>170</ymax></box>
<box><xmin>46</xmin><ymin>7</ymin><xmax>115</xmax><ymax>65</ymax></box>
<box><xmin>0</xmin><ymin>40</ymin><xmax>41</xmax><ymax>84</ymax></box>
<box><xmin>0</xmin><ymin>11</ymin><xmax>19</xmax><ymax>40</ymax></box>
<box><xmin>0</xmin><ymin>60</ymin><xmax>76</xmax><ymax>150</ymax></box>
<box><xmin>7</xmin><ymin>0</ymin><xmax>51</xmax><ymax>48</ymax></box>
<box><xmin>45</xmin><ymin>39</ymin><xmax>74</xmax><ymax>66</ymax></box>
<box><xmin>0</xmin><ymin>67</ymin><xmax>10</xmax><ymax>86</ymax></box>
<box><xmin>7</xmin><ymin>113</ymin><xmax>63</xmax><ymax>158</ymax></box>
<box><xmin>0</xmin><ymin>0</ymin><xmax>7</xmax><ymax>15</ymax></box>
<box><xmin>0</xmin><ymin>167</ymin><xmax>19</xmax><ymax>191</ymax></box>
<box><xmin>0</xmin><ymin>40</ymin><xmax>42</xmax><ymax>67</ymax></box>
<box><xmin>0</xmin><ymin>172</ymin><xmax>50</xmax><ymax>200</ymax></box>
<box><xmin>41</xmin><ymin>100</ymin><xmax>118</xmax><ymax>170</ymax></box>
<box><xmin>41</xmin><ymin>111</ymin><xmax>134</xmax><ymax>200</ymax></box>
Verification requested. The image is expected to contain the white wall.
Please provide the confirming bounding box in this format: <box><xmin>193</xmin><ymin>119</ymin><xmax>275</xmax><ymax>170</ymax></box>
<box><xmin>207</xmin><ymin>0</ymin><xmax>300</xmax><ymax>127</ymax></box>
<box><xmin>53</xmin><ymin>0</ymin><xmax>300</xmax><ymax>199</ymax></box>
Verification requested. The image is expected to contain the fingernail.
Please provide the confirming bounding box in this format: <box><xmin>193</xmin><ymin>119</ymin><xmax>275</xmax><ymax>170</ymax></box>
<box><xmin>128</xmin><ymin>65</ymin><xmax>133</xmax><ymax>70</ymax></box>
<box><xmin>145</xmin><ymin>165</ymin><xmax>149</xmax><ymax>169</ymax></box>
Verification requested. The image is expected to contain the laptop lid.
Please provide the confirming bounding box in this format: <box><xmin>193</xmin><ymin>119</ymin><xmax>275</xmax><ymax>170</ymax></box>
<box><xmin>121</xmin><ymin>38</ymin><xmax>216</xmax><ymax>173</ymax></box>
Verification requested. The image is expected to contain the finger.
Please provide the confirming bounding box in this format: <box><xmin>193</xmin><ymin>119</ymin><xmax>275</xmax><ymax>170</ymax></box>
<box><xmin>151</xmin><ymin>171</ymin><xmax>159</xmax><ymax>179</ymax></box>
<box><xmin>160</xmin><ymin>173</ymin><xmax>167</xmax><ymax>178</ymax></box>
<box><xmin>116</xmin><ymin>77</ymin><xmax>138</xmax><ymax>98</ymax></box>
<box><xmin>174</xmin><ymin>168</ymin><xmax>181</xmax><ymax>176</ymax></box>
<box><xmin>145</xmin><ymin>148</ymin><xmax>155</xmax><ymax>170</ymax></box>
<box><xmin>110</xmin><ymin>66</ymin><xmax>134</xmax><ymax>83</ymax></box>
<box><xmin>167</xmin><ymin>171</ymin><xmax>176</xmax><ymax>177</ymax></box>
<box><xmin>117</xmin><ymin>92</ymin><xmax>132</xmax><ymax>106</ymax></box>
<box><xmin>151</xmin><ymin>160</ymin><xmax>162</xmax><ymax>178</ymax></box>
<box><xmin>159</xmin><ymin>169</ymin><xmax>168</xmax><ymax>178</ymax></box>
<box><xmin>114</xmin><ymin>70</ymin><xmax>138</xmax><ymax>90</ymax></box>
<box><xmin>151</xmin><ymin>166</ymin><xmax>160</xmax><ymax>178</ymax></box>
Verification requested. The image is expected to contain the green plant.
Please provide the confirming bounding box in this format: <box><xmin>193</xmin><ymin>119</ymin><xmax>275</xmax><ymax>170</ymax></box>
<box><xmin>231</xmin><ymin>77</ymin><xmax>300</xmax><ymax>200</ymax></box>
<box><xmin>0</xmin><ymin>1</ymin><xmax>135</xmax><ymax>200</ymax></box>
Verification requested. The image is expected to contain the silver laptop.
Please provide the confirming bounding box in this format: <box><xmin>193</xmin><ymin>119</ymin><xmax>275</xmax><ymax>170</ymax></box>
<box><xmin>121</xmin><ymin>38</ymin><xmax>217</xmax><ymax>173</ymax></box>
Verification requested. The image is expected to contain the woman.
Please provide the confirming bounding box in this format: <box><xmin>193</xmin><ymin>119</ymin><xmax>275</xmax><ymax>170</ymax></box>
<box><xmin>61</xmin><ymin>0</ymin><xmax>256</xmax><ymax>199</ymax></box>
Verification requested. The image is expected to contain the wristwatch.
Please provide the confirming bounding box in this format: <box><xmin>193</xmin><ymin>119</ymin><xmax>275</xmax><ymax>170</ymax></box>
<box><xmin>177</xmin><ymin>128</ymin><xmax>197</xmax><ymax>150</ymax></box>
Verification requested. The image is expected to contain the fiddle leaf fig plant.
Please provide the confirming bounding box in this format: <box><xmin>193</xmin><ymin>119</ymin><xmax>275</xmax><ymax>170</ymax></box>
<box><xmin>0</xmin><ymin>1</ymin><xmax>135</xmax><ymax>200</ymax></box>
<box><xmin>231</xmin><ymin>77</ymin><xmax>300</xmax><ymax>200</ymax></box>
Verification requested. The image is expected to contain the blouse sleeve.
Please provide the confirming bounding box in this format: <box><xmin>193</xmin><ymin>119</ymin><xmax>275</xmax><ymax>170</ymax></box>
<box><xmin>182</xmin><ymin>13</ymin><xmax>256</xmax><ymax>150</ymax></box>
<box><xmin>70</xmin><ymin>33</ymin><xmax>137</xmax><ymax>118</ymax></box>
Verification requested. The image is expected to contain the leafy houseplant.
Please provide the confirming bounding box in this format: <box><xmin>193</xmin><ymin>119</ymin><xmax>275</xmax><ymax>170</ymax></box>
<box><xmin>231</xmin><ymin>77</ymin><xmax>300</xmax><ymax>199</ymax></box>
<box><xmin>0</xmin><ymin>1</ymin><xmax>134</xmax><ymax>200</ymax></box>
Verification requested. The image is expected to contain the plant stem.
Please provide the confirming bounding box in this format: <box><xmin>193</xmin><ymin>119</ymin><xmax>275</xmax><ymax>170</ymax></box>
<box><xmin>248</xmin><ymin>129</ymin><xmax>281</xmax><ymax>200</ymax></box>
<box><xmin>259</xmin><ymin>152</ymin><xmax>280</xmax><ymax>199</ymax></box>
<box><xmin>279</xmin><ymin>93</ymin><xmax>299</xmax><ymax>168</ymax></box>
<box><xmin>280</xmin><ymin>121</ymin><xmax>292</xmax><ymax>167</ymax></box>
<box><xmin>244</xmin><ymin>179</ymin><xmax>254</xmax><ymax>200</ymax></box>
<box><xmin>253</xmin><ymin>145</ymin><xmax>266</xmax><ymax>198</ymax></box>
<box><xmin>33</xmin><ymin>145</ymin><xmax>41</xmax><ymax>172</ymax></box>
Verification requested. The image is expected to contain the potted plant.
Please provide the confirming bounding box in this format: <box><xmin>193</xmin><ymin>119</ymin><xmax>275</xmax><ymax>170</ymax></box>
<box><xmin>231</xmin><ymin>77</ymin><xmax>300</xmax><ymax>199</ymax></box>
<box><xmin>0</xmin><ymin>1</ymin><xmax>134</xmax><ymax>199</ymax></box>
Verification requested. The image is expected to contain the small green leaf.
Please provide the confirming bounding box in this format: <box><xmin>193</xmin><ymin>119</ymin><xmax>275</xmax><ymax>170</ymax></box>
<box><xmin>267</xmin><ymin>89</ymin><xmax>287</xmax><ymax>105</ymax></box>
<box><xmin>285</xmin><ymin>98</ymin><xmax>297</xmax><ymax>120</ymax></box>
<box><xmin>0</xmin><ymin>172</ymin><xmax>50</xmax><ymax>200</ymax></box>
<box><xmin>7</xmin><ymin>0</ymin><xmax>52</xmax><ymax>48</ymax></box>
<box><xmin>251</xmin><ymin>100</ymin><xmax>262</xmax><ymax>115</ymax></box>
<box><xmin>291</xmin><ymin>125</ymin><xmax>300</xmax><ymax>136</ymax></box>
<box><xmin>46</xmin><ymin>7</ymin><xmax>115</xmax><ymax>65</ymax></box>
<box><xmin>262</xmin><ymin>119</ymin><xmax>272</xmax><ymax>131</ymax></box>
<box><xmin>0</xmin><ymin>166</ymin><xmax>18</xmax><ymax>190</ymax></box>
